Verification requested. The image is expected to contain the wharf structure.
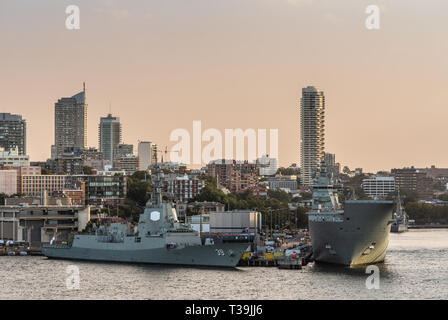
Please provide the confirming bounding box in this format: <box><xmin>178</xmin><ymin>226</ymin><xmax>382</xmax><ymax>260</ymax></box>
<box><xmin>0</xmin><ymin>205</ymin><xmax>103</xmax><ymax>249</ymax></box>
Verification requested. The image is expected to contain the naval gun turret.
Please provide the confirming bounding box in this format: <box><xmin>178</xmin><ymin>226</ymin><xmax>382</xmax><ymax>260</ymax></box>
<box><xmin>137</xmin><ymin>164</ymin><xmax>187</xmax><ymax>237</ymax></box>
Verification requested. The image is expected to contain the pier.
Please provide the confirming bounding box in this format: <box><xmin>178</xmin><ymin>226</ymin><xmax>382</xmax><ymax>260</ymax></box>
<box><xmin>237</xmin><ymin>246</ymin><xmax>313</xmax><ymax>269</ymax></box>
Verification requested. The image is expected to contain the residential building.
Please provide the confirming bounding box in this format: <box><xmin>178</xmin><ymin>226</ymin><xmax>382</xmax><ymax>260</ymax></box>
<box><xmin>21</xmin><ymin>175</ymin><xmax>66</xmax><ymax>197</ymax></box>
<box><xmin>48</xmin><ymin>151</ymin><xmax>84</xmax><ymax>175</ymax></box>
<box><xmin>417</xmin><ymin>165</ymin><xmax>448</xmax><ymax>179</ymax></box>
<box><xmin>392</xmin><ymin>167</ymin><xmax>434</xmax><ymax>200</ymax></box>
<box><xmin>114</xmin><ymin>154</ymin><xmax>139</xmax><ymax>175</ymax></box>
<box><xmin>84</xmin><ymin>175</ymin><xmax>127</xmax><ymax>207</ymax></box>
<box><xmin>300</xmin><ymin>86</ymin><xmax>325</xmax><ymax>186</ymax></box>
<box><xmin>362</xmin><ymin>176</ymin><xmax>395</xmax><ymax>199</ymax></box>
<box><xmin>324</xmin><ymin>152</ymin><xmax>340</xmax><ymax>176</ymax></box>
<box><xmin>207</xmin><ymin>159</ymin><xmax>258</xmax><ymax>193</ymax></box>
<box><xmin>54</xmin><ymin>84</ymin><xmax>88</xmax><ymax>157</ymax></box>
<box><xmin>116</xmin><ymin>143</ymin><xmax>133</xmax><ymax>157</ymax></box>
<box><xmin>0</xmin><ymin>147</ymin><xmax>29</xmax><ymax>166</ymax></box>
<box><xmin>0</xmin><ymin>113</ymin><xmax>26</xmax><ymax>155</ymax></box>
<box><xmin>164</xmin><ymin>174</ymin><xmax>205</xmax><ymax>203</ymax></box>
<box><xmin>81</xmin><ymin>147</ymin><xmax>109</xmax><ymax>171</ymax></box>
<box><xmin>264</xmin><ymin>175</ymin><xmax>298</xmax><ymax>192</ymax></box>
<box><xmin>65</xmin><ymin>175</ymin><xmax>127</xmax><ymax>207</ymax></box>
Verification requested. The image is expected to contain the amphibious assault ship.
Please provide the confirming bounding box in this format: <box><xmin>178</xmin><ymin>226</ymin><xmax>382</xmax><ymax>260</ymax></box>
<box><xmin>42</xmin><ymin>166</ymin><xmax>249</xmax><ymax>268</ymax></box>
<box><xmin>307</xmin><ymin>161</ymin><xmax>394</xmax><ymax>266</ymax></box>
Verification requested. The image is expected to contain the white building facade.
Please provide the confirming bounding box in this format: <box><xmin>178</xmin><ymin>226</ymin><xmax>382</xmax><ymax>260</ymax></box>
<box><xmin>0</xmin><ymin>147</ymin><xmax>29</xmax><ymax>166</ymax></box>
<box><xmin>0</xmin><ymin>170</ymin><xmax>18</xmax><ymax>195</ymax></box>
<box><xmin>138</xmin><ymin>141</ymin><xmax>153</xmax><ymax>171</ymax></box>
<box><xmin>257</xmin><ymin>154</ymin><xmax>278</xmax><ymax>176</ymax></box>
<box><xmin>362</xmin><ymin>176</ymin><xmax>395</xmax><ymax>199</ymax></box>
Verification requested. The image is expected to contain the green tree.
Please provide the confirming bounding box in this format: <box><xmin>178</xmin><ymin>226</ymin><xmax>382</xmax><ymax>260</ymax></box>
<box><xmin>126</xmin><ymin>178</ymin><xmax>151</xmax><ymax>207</ymax></box>
<box><xmin>295</xmin><ymin>206</ymin><xmax>310</xmax><ymax>228</ymax></box>
<box><xmin>83</xmin><ymin>166</ymin><xmax>93</xmax><ymax>175</ymax></box>
<box><xmin>0</xmin><ymin>193</ymin><xmax>7</xmax><ymax>205</ymax></box>
<box><xmin>41</xmin><ymin>167</ymin><xmax>52</xmax><ymax>175</ymax></box>
<box><xmin>267</xmin><ymin>189</ymin><xmax>291</xmax><ymax>203</ymax></box>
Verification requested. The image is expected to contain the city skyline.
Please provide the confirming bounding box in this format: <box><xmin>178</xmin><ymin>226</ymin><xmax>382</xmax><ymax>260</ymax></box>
<box><xmin>2</xmin><ymin>1</ymin><xmax>448</xmax><ymax>172</ymax></box>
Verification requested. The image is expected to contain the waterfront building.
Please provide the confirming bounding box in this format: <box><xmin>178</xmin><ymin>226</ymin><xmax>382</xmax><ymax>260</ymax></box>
<box><xmin>210</xmin><ymin>210</ymin><xmax>262</xmax><ymax>235</ymax></box>
<box><xmin>54</xmin><ymin>84</ymin><xmax>88</xmax><ymax>157</ymax></box>
<box><xmin>99</xmin><ymin>114</ymin><xmax>121</xmax><ymax>163</ymax></box>
<box><xmin>0</xmin><ymin>113</ymin><xmax>26</xmax><ymax>155</ymax></box>
<box><xmin>0</xmin><ymin>147</ymin><xmax>29</xmax><ymax>166</ymax></box>
<box><xmin>0</xmin><ymin>205</ymin><xmax>101</xmax><ymax>245</ymax></box>
<box><xmin>300</xmin><ymin>86</ymin><xmax>325</xmax><ymax>186</ymax></box>
<box><xmin>256</xmin><ymin>154</ymin><xmax>278</xmax><ymax>176</ymax></box>
<box><xmin>186</xmin><ymin>214</ymin><xmax>211</xmax><ymax>233</ymax></box>
<box><xmin>362</xmin><ymin>176</ymin><xmax>395</xmax><ymax>199</ymax></box>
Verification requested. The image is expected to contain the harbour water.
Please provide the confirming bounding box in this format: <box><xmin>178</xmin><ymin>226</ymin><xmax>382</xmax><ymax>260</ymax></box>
<box><xmin>1</xmin><ymin>230</ymin><xmax>447</xmax><ymax>300</ymax></box>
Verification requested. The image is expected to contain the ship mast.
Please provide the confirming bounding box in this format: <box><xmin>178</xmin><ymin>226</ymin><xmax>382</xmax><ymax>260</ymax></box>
<box><xmin>148</xmin><ymin>156</ymin><xmax>163</xmax><ymax>207</ymax></box>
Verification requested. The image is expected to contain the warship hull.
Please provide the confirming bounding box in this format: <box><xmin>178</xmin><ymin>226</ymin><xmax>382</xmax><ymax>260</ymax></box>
<box><xmin>308</xmin><ymin>201</ymin><xmax>394</xmax><ymax>266</ymax></box>
<box><xmin>42</xmin><ymin>242</ymin><xmax>249</xmax><ymax>268</ymax></box>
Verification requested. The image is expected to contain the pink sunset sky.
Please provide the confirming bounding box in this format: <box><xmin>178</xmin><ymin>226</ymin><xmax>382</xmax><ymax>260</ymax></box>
<box><xmin>1</xmin><ymin>0</ymin><xmax>447</xmax><ymax>172</ymax></box>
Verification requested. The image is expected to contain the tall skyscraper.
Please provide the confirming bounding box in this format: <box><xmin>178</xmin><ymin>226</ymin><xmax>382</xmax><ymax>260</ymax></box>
<box><xmin>0</xmin><ymin>113</ymin><xmax>26</xmax><ymax>155</ymax></box>
<box><xmin>98</xmin><ymin>114</ymin><xmax>122</xmax><ymax>163</ymax></box>
<box><xmin>138</xmin><ymin>141</ymin><xmax>153</xmax><ymax>171</ymax></box>
<box><xmin>54</xmin><ymin>83</ymin><xmax>88</xmax><ymax>156</ymax></box>
<box><xmin>300</xmin><ymin>86</ymin><xmax>325</xmax><ymax>186</ymax></box>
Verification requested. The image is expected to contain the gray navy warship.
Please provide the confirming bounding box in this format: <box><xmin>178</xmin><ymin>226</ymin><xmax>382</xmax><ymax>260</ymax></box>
<box><xmin>390</xmin><ymin>190</ymin><xmax>408</xmax><ymax>233</ymax></box>
<box><xmin>307</xmin><ymin>161</ymin><xmax>394</xmax><ymax>266</ymax></box>
<box><xmin>42</xmin><ymin>166</ymin><xmax>249</xmax><ymax>268</ymax></box>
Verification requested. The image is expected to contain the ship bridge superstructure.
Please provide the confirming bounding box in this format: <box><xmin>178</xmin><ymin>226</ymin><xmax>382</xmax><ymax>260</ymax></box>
<box><xmin>311</xmin><ymin>160</ymin><xmax>342</xmax><ymax>213</ymax></box>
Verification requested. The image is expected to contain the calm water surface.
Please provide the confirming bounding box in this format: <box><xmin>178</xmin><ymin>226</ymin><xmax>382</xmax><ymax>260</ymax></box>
<box><xmin>1</xmin><ymin>230</ymin><xmax>447</xmax><ymax>299</ymax></box>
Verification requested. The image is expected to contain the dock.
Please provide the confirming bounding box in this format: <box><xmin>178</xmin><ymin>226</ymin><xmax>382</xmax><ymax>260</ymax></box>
<box><xmin>277</xmin><ymin>257</ymin><xmax>303</xmax><ymax>270</ymax></box>
<box><xmin>237</xmin><ymin>248</ymin><xmax>313</xmax><ymax>269</ymax></box>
